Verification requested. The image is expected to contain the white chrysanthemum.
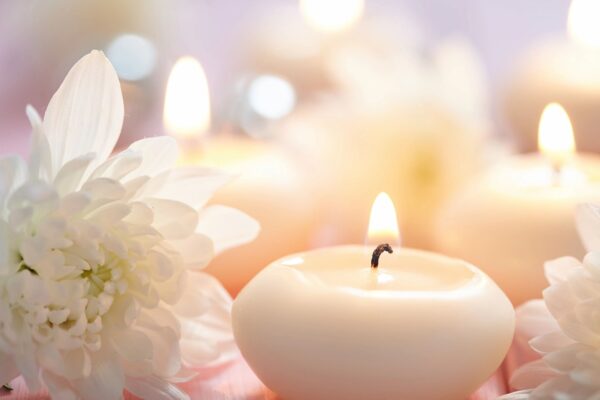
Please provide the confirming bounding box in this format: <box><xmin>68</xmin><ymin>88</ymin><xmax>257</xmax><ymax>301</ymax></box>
<box><xmin>0</xmin><ymin>51</ymin><xmax>259</xmax><ymax>399</ymax></box>
<box><xmin>501</xmin><ymin>203</ymin><xmax>600</xmax><ymax>400</ymax></box>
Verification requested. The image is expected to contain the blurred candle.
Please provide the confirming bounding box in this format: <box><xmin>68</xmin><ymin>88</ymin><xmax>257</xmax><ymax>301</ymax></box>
<box><xmin>163</xmin><ymin>56</ymin><xmax>316</xmax><ymax>295</ymax></box>
<box><xmin>435</xmin><ymin>104</ymin><xmax>600</xmax><ymax>305</ymax></box>
<box><xmin>505</xmin><ymin>0</ymin><xmax>600</xmax><ymax>153</ymax></box>
<box><xmin>233</xmin><ymin>192</ymin><xmax>514</xmax><ymax>400</ymax></box>
<box><xmin>299</xmin><ymin>0</ymin><xmax>364</xmax><ymax>34</ymax></box>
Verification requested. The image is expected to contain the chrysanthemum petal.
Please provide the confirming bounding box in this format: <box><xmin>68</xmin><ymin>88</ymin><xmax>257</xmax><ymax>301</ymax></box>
<box><xmin>0</xmin><ymin>354</ymin><xmax>19</xmax><ymax>385</ymax></box>
<box><xmin>544</xmin><ymin>257</ymin><xmax>579</xmax><ymax>286</ymax></box>
<box><xmin>168</xmin><ymin>233</ymin><xmax>214</xmax><ymax>269</ymax></box>
<box><xmin>43</xmin><ymin>50</ymin><xmax>123</xmax><ymax>174</ymax></box>
<box><xmin>145</xmin><ymin>198</ymin><xmax>199</xmax><ymax>239</ymax></box>
<box><xmin>26</xmin><ymin>105</ymin><xmax>53</xmax><ymax>181</ymax></box>
<box><xmin>127</xmin><ymin>136</ymin><xmax>179</xmax><ymax>178</ymax></box>
<box><xmin>0</xmin><ymin>155</ymin><xmax>28</xmax><ymax>212</ymax></box>
<box><xmin>510</xmin><ymin>359</ymin><xmax>559</xmax><ymax>390</ymax></box>
<box><xmin>125</xmin><ymin>376</ymin><xmax>190</xmax><ymax>400</ymax></box>
<box><xmin>72</xmin><ymin>357</ymin><xmax>125</xmax><ymax>400</ymax></box>
<box><xmin>150</xmin><ymin>166</ymin><xmax>233</xmax><ymax>209</ymax></box>
<box><xmin>196</xmin><ymin>205</ymin><xmax>260</xmax><ymax>254</ymax></box>
<box><xmin>577</xmin><ymin>203</ymin><xmax>600</xmax><ymax>252</ymax></box>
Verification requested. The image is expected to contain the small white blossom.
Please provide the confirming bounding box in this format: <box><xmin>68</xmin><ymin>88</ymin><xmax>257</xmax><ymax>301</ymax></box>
<box><xmin>501</xmin><ymin>204</ymin><xmax>600</xmax><ymax>400</ymax></box>
<box><xmin>0</xmin><ymin>51</ymin><xmax>259</xmax><ymax>399</ymax></box>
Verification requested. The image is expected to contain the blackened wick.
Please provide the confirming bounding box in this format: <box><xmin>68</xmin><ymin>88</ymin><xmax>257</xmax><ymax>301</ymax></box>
<box><xmin>371</xmin><ymin>243</ymin><xmax>393</xmax><ymax>269</ymax></box>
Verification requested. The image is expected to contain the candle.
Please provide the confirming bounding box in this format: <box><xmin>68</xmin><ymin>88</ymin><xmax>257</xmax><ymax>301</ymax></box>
<box><xmin>435</xmin><ymin>103</ymin><xmax>600</xmax><ymax>305</ymax></box>
<box><xmin>233</xmin><ymin>193</ymin><xmax>514</xmax><ymax>400</ymax></box>
<box><xmin>163</xmin><ymin>56</ymin><xmax>316</xmax><ymax>295</ymax></box>
<box><xmin>504</xmin><ymin>0</ymin><xmax>600</xmax><ymax>153</ymax></box>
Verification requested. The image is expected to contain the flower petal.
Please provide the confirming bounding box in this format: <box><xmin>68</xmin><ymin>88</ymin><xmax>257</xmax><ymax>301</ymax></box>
<box><xmin>168</xmin><ymin>233</ymin><xmax>214</xmax><ymax>269</ymax></box>
<box><xmin>26</xmin><ymin>105</ymin><xmax>53</xmax><ymax>181</ymax></box>
<box><xmin>196</xmin><ymin>205</ymin><xmax>260</xmax><ymax>254</ymax></box>
<box><xmin>150</xmin><ymin>166</ymin><xmax>233</xmax><ymax>208</ymax></box>
<box><xmin>0</xmin><ymin>354</ymin><xmax>19</xmax><ymax>385</ymax></box>
<box><xmin>145</xmin><ymin>198</ymin><xmax>199</xmax><ymax>239</ymax></box>
<box><xmin>544</xmin><ymin>256</ymin><xmax>579</xmax><ymax>286</ymax></box>
<box><xmin>510</xmin><ymin>359</ymin><xmax>559</xmax><ymax>390</ymax></box>
<box><xmin>125</xmin><ymin>376</ymin><xmax>190</xmax><ymax>400</ymax></box>
<box><xmin>43</xmin><ymin>50</ymin><xmax>123</xmax><ymax>174</ymax></box>
<box><xmin>72</xmin><ymin>356</ymin><xmax>124</xmax><ymax>400</ymax></box>
<box><xmin>576</xmin><ymin>203</ymin><xmax>600</xmax><ymax>252</ymax></box>
<box><xmin>126</xmin><ymin>136</ymin><xmax>179</xmax><ymax>178</ymax></box>
<box><xmin>0</xmin><ymin>155</ymin><xmax>27</xmax><ymax>213</ymax></box>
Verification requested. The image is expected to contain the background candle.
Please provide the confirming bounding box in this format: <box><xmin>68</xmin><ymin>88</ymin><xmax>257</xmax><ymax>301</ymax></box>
<box><xmin>164</xmin><ymin>56</ymin><xmax>316</xmax><ymax>295</ymax></box>
<box><xmin>435</xmin><ymin>104</ymin><xmax>600</xmax><ymax>305</ymax></box>
<box><xmin>504</xmin><ymin>0</ymin><xmax>600</xmax><ymax>153</ymax></box>
<box><xmin>233</xmin><ymin>193</ymin><xmax>514</xmax><ymax>400</ymax></box>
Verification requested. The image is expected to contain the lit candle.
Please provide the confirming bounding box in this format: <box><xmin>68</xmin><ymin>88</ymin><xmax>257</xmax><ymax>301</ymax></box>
<box><xmin>435</xmin><ymin>103</ymin><xmax>600</xmax><ymax>305</ymax></box>
<box><xmin>233</xmin><ymin>193</ymin><xmax>514</xmax><ymax>400</ymax></box>
<box><xmin>163</xmin><ymin>57</ymin><xmax>316</xmax><ymax>295</ymax></box>
<box><xmin>504</xmin><ymin>0</ymin><xmax>600</xmax><ymax>153</ymax></box>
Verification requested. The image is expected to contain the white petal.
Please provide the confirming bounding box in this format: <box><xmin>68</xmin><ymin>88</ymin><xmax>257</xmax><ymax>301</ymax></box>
<box><xmin>111</xmin><ymin>329</ymin><xmax>153</xmax><ymax>362</ymax></box>
<box><xmin>497</xmin><ymin>390</ymin><xmax>533</xmax><ymax>400</ymax></box>
<box><xmin>126</xmin><ymin>136</ymin><xmax>179</xmax><ymax>178</ymax></box>
<box><xmin>53</xmin><ymin>153</ymin><xmax>96</xmax><ymax>195</ymax></box>
<box><xmin>576</xmin><ymin>203</ymin><xmax>600</xmax><ymax>252</ymax></box>
<box><xmin>27</xmin><ymin>105</ymin><xmax>53</xmax><ymax>180</ymax></box>
<box><xmin>0</xmin><ymin>155</ymin><xmax>27</xmax><ymax>212</ymax></box>
<box><xmin>172</xmin><ymin>271</ymin><xmax>231</xmax><ymax>318</ymax></box>
<box><xmin>41</xmin><ymin>370</ymin><xmax>78</xmax><ymax>400</ymax></box>
<box><xmin>145</xmin><ymin>198</ymin><xmax>198</xmax><ymax>239</ymax></box>
<box><xmin>72</xmin><ymin>357</ymin><xmax>125</xmax><ymax>400</ymax></box>
<box><xmin>196</xmin><ymin>205</ymin><xmax>260</xmax><ymax>254</ymax></box>
<box><xmin>510</xmin><ymin>359</ymin><xmax>558</xmax><ymax>390</ymax></box>
<box><xmin>150</xmin><ymin>166</ymin><xmax>233</xmax><ymax>208</ymax></box>
<box><xmin>43</xmin><ymin>50</ymin><xmax>123</xmax><ymax>174</ymax></box>
<box><xmin>168</xmin><ymin>233</ymin><xmax>214</xmax><ymax>269</ymax></box>
<box><xmin>0</xmin><ymin>354</ymin><xmax>19</xmax><ymax>385</ymax></box>
<box><xmin>125</xmin><ymin>376</ymin><xmax>190</xmax><ymax>400</ymax></box>
<box><xmin>89</xmin><ymin>148</ymin><xmax>142</xmax><ymax>181</ymax></box>
<box><xmin>544</xmin><ymin>256</ymin><xmax>580</xmax><ymax>286</ymax></box>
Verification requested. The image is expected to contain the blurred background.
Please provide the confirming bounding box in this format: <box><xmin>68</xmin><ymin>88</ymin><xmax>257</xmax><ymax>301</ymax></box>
<box><xmin>0</xmin><ymin>0</ymin><xmax>594</xmax><ymax>295</ymax></box>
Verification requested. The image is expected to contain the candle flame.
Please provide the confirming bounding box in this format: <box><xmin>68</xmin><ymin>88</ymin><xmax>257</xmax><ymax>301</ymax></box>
<box><xmin>538</xmin><ymin>103</ymin><xmax>576</xmax><ymax>168</ymax></box>
<box><xmin>367</xmin><ymin>192</ymin><xmax>401</xmax><ymax>246</ymax></box>
<box><xmin>568</xmin><ymin>0</ymin><xmax>600</xmax><ymax>49</ymax></box>
<box><xmin>299</xmin><ymin>0</ymin><xmax>364</xmax><ymax>33</ymax></box>
<box><xmin>163</xmin><ymin>56</ymin><xmax>210</xmax><ymax>139</ymax></box>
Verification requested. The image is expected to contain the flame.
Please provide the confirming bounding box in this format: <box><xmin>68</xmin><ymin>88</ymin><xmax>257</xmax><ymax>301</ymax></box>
<box><xmin>568</xmin><ymin>0</ymin><xmax>600</xmax><ymax>48</ymax></box>
<box><xmin>367</xmin><ymin>192</ymin><xmax>401</xmax><ymax>246</ymax></box>
<box><xmin>299</xmin><ymin>0</ymin><xmax>364</xmax><ymax>33</ymax></box>
<box><xmin>163</xmin><ymin>56</ymin><xmax>210</xmax><ymax>139</ymax></box>
<box><xmin>538</xmin><ymin>103</ymin><xmax>576</xmax><ymax>168</ymax></box>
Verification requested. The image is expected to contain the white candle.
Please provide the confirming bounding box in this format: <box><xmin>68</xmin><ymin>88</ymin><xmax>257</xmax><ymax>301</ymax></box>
<box><xmin>435</xmin><ymin>103</ymin><xmax>600</xmax><ymax>305</ymax></box>
<box><xmin>504</xmin><ymin>0</ymin><xmax>600</xmax><ymax>153</ymax></box>
<box><xmin>233</xmin><ymin>193</ymin><xmax>514</xmax><ymax>400</ymax></box>
<box><xmin>163</xmin><ymin>57</ymin><xmax>316</xmax><ymax>295</ymax></box>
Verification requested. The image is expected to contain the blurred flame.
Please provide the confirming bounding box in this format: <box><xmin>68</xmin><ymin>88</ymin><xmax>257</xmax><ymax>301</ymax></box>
<box><xmin>367</xmin><ymin>192</ymin><xmax>401</xmax><ymax>246</ymax></box>
<box><xmin>538</xmin><ymin>103</ymin><xmax>576</xmax><ymax>168</ymax></box>
<box><xmin>568</xmin><ymin>0</ymin><xmax>600</xmax><ymax>48</ymax></box>
<box><xmin>163</xmin><ymin>56</ymin><xmax>210</xmax><ymax>139</ymax></box>
<box><xmin>299</xmin><ymin>0</ymin><xmax>364</xmax><ymax>33</ymax></box>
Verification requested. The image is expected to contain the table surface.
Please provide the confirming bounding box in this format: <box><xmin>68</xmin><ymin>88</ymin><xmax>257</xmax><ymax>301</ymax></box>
<box><xmin>0</xmin><ymin>354</ymin><xmax>509</xmax><ymax>400</ymax></box>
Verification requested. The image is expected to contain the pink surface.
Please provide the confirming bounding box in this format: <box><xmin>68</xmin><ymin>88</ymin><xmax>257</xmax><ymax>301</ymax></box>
<box><xmin>0</xmin><ymin>353</ymin><xmax>511</xmax><ymax>400</ymax></box>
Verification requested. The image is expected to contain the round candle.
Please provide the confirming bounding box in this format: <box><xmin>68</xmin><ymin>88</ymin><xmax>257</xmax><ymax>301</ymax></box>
<box><xmin>435</xmin><ymin>104</ymin><xmax>600</xmax><ymax>305</ymax></box>
<box><xmin>233</xmin><ymin>193</ymin><xmax>514</xmax><ymax>400</ymax></box>
<box><xmin>163</xmin><ymin>56</ymin><xmax>317</xmax><ymax>295</ymax></box>
<box><xmin>504</xmin><ymin>0</ymin><xmax>600</xmax><ymax>153</ymax></box>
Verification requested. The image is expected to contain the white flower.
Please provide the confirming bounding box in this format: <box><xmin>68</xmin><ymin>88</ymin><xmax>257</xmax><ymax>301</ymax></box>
<box><xmin>0</xmin><ymin>51</ymin><xmax>259</xmax><ymax>399</ymax></box>
<box><xmin>500</xmin><ymin>203</ymin><xmax>600</xmax><ymax>400</ymax></box>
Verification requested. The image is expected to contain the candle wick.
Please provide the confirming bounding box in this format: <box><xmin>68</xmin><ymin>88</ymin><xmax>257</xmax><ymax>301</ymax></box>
<box><xmin>371</xmin><ymin>244</ymin><xmax>393</xmax><ymax>269</ymax></box>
